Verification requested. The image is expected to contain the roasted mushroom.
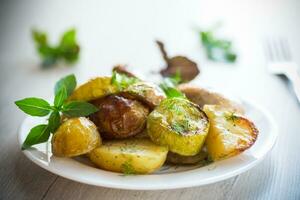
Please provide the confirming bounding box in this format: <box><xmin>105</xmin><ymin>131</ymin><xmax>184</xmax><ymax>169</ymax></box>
<box><xmin>178</xmin><ymin>84</ymin><xmax>244</xmax><ymax>114</ymax></box>
<box><xmin>121</xmin><ymin>81</ymin><xmax>166</xmax><ymax>109</ymax></box>
<box><xmin>90</xmin><ymin>95</ymin><xmax>149</xmax><ymax>139</ymax></box>
<box><xmin>112</xmin><ymin>65</ymin><xmax>137</xmax><ymax>78</ymax></box>
<box><xmin>156</xmin><ymin>40</ymin><xmax>200</xmax><ymax>82</ymax></box>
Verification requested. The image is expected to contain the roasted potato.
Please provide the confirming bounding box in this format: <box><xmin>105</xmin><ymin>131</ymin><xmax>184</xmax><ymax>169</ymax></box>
<box><xmin>52</xmin><ymin>117</ymin><xmax>101</xmax><ymax>157</ymax></box>
<box><xmin>178</xmin><ymin>84</ymin><xmax>244</xmax><ymax>114</ymax></box>
<box><xmin>203</xmin><ymin>105</ymin><xmax>258</xmax><ymax>161</ymax></box>
<box><xmin>166</xmin><ymin>151</ymin><xmax>208</xmax><ymax>165</ymax></box>
<box><xmin>90</xmin><ymin>95</ymin><xmax>149</xmax><ymax>139</ymax></box>
<box><xmin>121</xmin><ymin>82</ymin><xmax>166</xmax><ymax>109</ymax></box>
<box><xmin>68</xmin><ymin>77</ymin><xmax>117</xmax><ymax>102</ymax></box>
<box><xmin>147</xmin><ymin>98</ymin><xmax>210</xmax><ymax>156</ymax></box>
<box><xmin>88</xmin><ymin>139</ymin><xmax>168</xmax><ymax>174</ymax></box>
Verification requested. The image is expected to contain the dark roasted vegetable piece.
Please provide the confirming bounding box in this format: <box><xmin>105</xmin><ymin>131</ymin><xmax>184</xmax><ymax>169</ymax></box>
<box><xmin>156</xmin><ymin>40</ymin><xmax>200</xmax><ymax>82</ymax></box>
<box><xmin>90</xmin><ymin>95</ymin><xmax>149</xmax><ymax>139</ymax></box>
<box><xmin>121</xmin><ymin>81</ymin><xmax>166</xmax><ymax>109</ymax></box>
<box><xmin>178</xmin><ymin>84</ymin><xmax>244</xmax><ymax>114</ymax></box>
<box><xmin>166</xmin><ymin>151</ymin><xmax>208</xmax><ymax>165</ymax></box>
<box><xmin>112</xmin><ymin>65</ymin><xmax>137</xmax><ymax>78</ymax></box>
<box><xmin>147</xmin><ymin>98</ymin><xmax>209</xmax><ymax>156</ymax></box>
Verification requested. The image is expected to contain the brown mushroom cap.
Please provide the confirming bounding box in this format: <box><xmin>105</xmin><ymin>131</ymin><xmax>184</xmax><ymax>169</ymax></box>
<box><xmin>178</xmin><ymin>84</ymin><xmax>245</xmax><ymax>114</ymax></box>
<box><xmin>156</xmin><ymin>40</ymin><xmax>200</xmax><ymax>82</ymax></box>
<box><xmin>89</xmin><ymin>95</ymin><xmax>149</xmax><ymax>139</ymax></box>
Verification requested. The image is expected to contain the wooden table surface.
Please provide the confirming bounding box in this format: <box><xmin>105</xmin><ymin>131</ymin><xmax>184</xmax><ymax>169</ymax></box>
<box><xmin>1</xmin><ymin>0</ymin><xmax>300</xmax><ymax>199</ymax></box>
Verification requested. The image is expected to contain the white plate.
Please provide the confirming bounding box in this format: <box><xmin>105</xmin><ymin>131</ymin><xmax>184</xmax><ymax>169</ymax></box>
<box><xmin>18</xmin><ymin>99</ymin><xmax>277</xmax><ymax>190</ymax></box>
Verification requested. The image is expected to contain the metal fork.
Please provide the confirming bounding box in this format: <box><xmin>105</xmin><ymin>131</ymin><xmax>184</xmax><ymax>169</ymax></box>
<box><xmin>264</xmin><ymin>38</ymin><xmax>300</xmax><ymax>103</ymax></box>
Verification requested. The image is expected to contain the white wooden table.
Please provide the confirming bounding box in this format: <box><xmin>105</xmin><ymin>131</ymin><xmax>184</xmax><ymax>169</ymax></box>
<box><xmin>1</xmin><ymin>0</ymin><xmax>300</xmax><ymax>199</ymax></box>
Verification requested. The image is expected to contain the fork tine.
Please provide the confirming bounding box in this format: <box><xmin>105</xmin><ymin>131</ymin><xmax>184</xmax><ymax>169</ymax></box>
<box><xmin>272</xmin><ymin>38</ymin><xmax>283</xmax><ymax>61</ymax></box>
<box><xmin>280</xmin><ymin>38</ymin><xmax>292</xmax><ymax>61</ymax></box>
<box><xmin>264</xmin><ymin>39</ymin><xmax>274</xmax><ymax>61</ymax></box>
<box><xmin>264</xmin><ymin>37</ymin><xmax>292</xmax><ymax>62</ymax></box>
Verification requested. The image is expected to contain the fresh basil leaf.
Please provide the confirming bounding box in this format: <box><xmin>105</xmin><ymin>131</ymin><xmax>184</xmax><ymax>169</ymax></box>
<box><xmin>22</xmin><ymin>124</ymin><xmax>50</xmax><ymax>150</ymax></box>
<box><xmin>32</xmin><ymin>30</ymin><xmax>48</xmax><ymax>46</ymax></box>
<box><xmin>62</xmin><ymin>101</ymin><xmax>99</xmax><ymax>117</ymax></box>
<box><xmin>15</xmin><ymin>98</ymin><xmax>51</xmax><ymax>116</ymax></box>
<box><xmin>32</xmin><ymin>30</ymin><xmax>59</xmax><ymax>67</ymax></box>
<box><xmin>32</xmin><ymin>29</ymin><xmax>80</xmax><ymax>67</ymax></box>
<box><xmin>60</xmin><ymin>29</ymin><xmax>76</xmax><ymax>47</ymax></box>
<box><xmin>48</xmin><ymin>111</ymin><xmax>61</xmax><ymax>133</ymax></box>
<box><xmin>111</xmin><ymin>71</ymin><xmax>139</xmax><ymax>90</ymax></box>
<box><xmin>54</xmin><ymin>74</ymin><xmax>76</xmax><ymax>97</ymax></box>
<box><xmin>59</xmin><ymin>29</ymin><xmax>80</xmax><ymax>63</ymax></box>
<box><xmin>54</xmin><ymin>86</ymin><xmax>67</xmax><ymax>108</ymax></box>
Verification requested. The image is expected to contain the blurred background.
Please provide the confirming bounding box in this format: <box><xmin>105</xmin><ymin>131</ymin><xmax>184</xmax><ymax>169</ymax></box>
<box><xmin>1</xmin><ymin>0</ymin><xmax>300</xmax><ymax>199</ymax></box>
<box><xmin>1</xmin><ymin>0</ymin><xmax>300</xmax><ymax>104</ymax></box>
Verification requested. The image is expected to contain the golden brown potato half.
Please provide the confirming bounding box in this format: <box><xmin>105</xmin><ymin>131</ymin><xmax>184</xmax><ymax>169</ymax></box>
<box><xmin>203</xmin><ymin>105</ymin><xmax>258</xmax><ymax>161</ymax></box>
<box><xmin>52</xmin><ymin>117</ymin><xmax>101</xmax><ymax>157</ymax></box>
<box><xmin>178</xmin><ymin>84</ymin><xmax>244</xmax><ymax>114</ymax></box>
<box><xmin>68</xmin><ymin>77</ymin><xmax>117</xmax><ymax>102</ymax></box>
<box><xmin>88</xmin><ymin>139</ymin><xmax>168</xmax><ymax>174</ymax></box>
<box><xmin>89</xmin><ymin>95</ymin><xmax>149</xmax><ymax>139</ymax></box>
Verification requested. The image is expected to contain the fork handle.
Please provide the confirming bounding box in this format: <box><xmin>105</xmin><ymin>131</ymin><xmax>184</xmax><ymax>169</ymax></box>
<box><xmin>285</xmin><ymin>67</ymin><xmax>300</xmax><ymax>103</ymax></box>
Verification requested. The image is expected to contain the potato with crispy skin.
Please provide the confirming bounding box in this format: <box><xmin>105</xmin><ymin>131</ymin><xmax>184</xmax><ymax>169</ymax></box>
<box><xmin>68</xmin><ymin>77</ymin><xmax>117</xmax><ymax>102</ymax></box>
<box><xmin>147</xmin><ymin>98</ymin><xmax>209</xmax><ymax>156</ymax></box>
<box><xmin>90</xmin><ymin>95</ymin><xmax>149</xmax><ymax>139</ymax></box>
<box><xmin>52</xmin><ymin>117</ymin><xmax>101</xmax><ymax>157</ymax></box>
<box><xmin>203</xmin><ymin>105</ymin><xmax>258</xmax><ymax>161</ymax></box>
<box><xmin>89</xmin><ymin>139</ymin><xmax>168</xmax><ymax>174</ymax></box>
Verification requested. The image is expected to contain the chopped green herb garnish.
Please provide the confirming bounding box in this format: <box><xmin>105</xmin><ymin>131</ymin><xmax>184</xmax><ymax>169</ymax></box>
<box><xmin>225</xmin><ymin>112</ymin><xmax>239</xmax><ymax>122</ymax></box>
<box><xmin>171</xmin><ymin>120</ymin><xmax>190</xmax><ymax>134</ymax></box>
<box><xmin>121</xmin><ymin>161</ymin><xmax>136</xmax><ymax>175</ymax></box>
<box><xmin>15</xmin><ymin>74</ymin><xmax>98</xmax><ymax>149</ymax></box>
<box><xmin>32</xmin><ymin>28</ymin><xmax>80</xmax><ymax>67</ymax></box>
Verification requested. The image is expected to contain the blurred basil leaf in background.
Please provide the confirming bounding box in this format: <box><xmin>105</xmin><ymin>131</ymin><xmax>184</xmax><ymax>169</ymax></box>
<box><xmin>199</xmin><ymin>28</ymin><xmax>237</xmax><ymax>63</ymax></box>
<box><xmin>32</xmin><ymin>28</ymin><xmax>80</xmax><ymax>67</ymax></box>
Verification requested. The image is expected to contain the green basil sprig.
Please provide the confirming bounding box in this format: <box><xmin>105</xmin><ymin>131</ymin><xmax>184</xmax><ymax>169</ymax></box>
<box><xmin>15</xmin><ymin>74</ymin><xmax>99</xmax><ymax>150</ymax></box>
<box><xmin>32</xmin><ymin>29</ymin><xmax>80</xmax><ymax>67</ymax></box>
<box><xmin>200</xmin><ymin>29</ymin><xmax>237</xmax><ymax>63</ymax></box>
